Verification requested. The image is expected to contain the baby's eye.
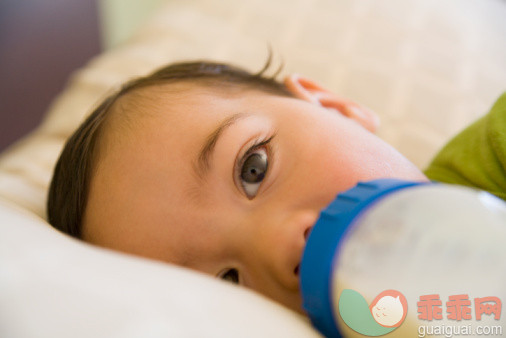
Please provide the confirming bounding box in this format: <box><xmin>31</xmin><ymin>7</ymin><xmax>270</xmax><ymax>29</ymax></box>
<box><xmin>218</xmin><ymin>268</ymin><xmax>240</xmax><ymax>284</ymax></box>
<box><xmin>239</xmin><ymin>148</ymin><xmax>268</xmax><ymax>199</ymax></box>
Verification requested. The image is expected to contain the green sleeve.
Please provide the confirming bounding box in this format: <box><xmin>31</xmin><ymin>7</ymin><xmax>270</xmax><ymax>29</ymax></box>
<box><xmin>424</xmin><ymin>92</ymin><xmax>506</xmax><ymax>201</ymax></box>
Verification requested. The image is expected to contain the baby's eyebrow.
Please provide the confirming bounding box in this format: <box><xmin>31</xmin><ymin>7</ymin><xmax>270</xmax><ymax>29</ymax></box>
<box><xmin>194</xmin><ymin>112</ymin><xmax>250</xmax><ymax>182</ymax></box>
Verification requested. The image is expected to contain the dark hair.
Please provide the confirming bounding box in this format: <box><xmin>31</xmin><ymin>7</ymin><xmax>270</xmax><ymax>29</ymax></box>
<box><xmin>47</xmin><ymin>59</ymin><xmax>294</xmax><ymax>238</ymax></box>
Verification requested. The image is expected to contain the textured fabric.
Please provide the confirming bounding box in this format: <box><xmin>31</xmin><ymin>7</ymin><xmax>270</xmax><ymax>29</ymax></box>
<box><xmin>425</xmin><ymin>93</ymin><xmax>506</xmax><ymax>200</ymax></box>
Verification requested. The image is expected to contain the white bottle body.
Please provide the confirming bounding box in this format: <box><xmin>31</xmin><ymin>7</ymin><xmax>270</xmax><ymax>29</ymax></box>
<box><xmin>333</xmin><ymin>184</ymin><xmax>506</xmax><ymax>337</ymax></box>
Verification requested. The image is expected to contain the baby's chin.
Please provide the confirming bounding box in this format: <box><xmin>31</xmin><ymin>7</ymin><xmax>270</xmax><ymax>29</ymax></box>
<box><xmin>289</xmin><ymin>295</ymin><xmax>306</xmax><ymax>315</ymax></box>
<box><xmin>277</xmin><ymin>290</ymin><xmax>306</xmax><ymax>315</ymax></box>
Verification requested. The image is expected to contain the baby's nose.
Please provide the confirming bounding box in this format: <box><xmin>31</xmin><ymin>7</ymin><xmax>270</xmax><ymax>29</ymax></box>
<box><xmin>257</xmin><ymin>210</ymin><xmax>318</xmax><ymax>290</ymax></box>
<box><xmin>294</xmin><ymin>221</ymin><xmax>315</xmax><ymax>276</ymax></box>
<box><xmin>304</xmin><ymin>224</ymin><xmax>313</xmax><ymax>240</ymax></box>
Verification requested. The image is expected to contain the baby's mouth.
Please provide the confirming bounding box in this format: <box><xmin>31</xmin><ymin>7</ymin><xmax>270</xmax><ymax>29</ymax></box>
<box><xmin>294</xmin><ymin>264</ymin><xmax>300</xmax><ymax>276</ymax></box>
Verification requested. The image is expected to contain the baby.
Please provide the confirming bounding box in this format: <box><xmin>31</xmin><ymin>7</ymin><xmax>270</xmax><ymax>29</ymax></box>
<box><xmin>47</xmin><ymin>60</ymin><xmax>429</xmax><ymax>314</ymax></box>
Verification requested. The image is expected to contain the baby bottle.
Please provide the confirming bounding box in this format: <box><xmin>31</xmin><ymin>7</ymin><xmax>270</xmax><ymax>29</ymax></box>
<box><xmin>300</xmin><ymin>179</ymin><xmax>506</xmax><ymax>338</ymax></box>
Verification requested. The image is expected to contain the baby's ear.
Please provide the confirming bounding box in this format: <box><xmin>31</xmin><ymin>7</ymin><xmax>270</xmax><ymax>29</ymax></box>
<box><xmin>284</xmin><ymin>74</ymin><xmax>380</xmax><ymax>133</ymax></box>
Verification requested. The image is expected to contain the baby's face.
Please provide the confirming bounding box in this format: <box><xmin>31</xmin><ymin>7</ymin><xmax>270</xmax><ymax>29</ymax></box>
<box><xmin>83</xmin><ymin>83</ymin><xmax>426</xmax><ymax>313</ymax></box>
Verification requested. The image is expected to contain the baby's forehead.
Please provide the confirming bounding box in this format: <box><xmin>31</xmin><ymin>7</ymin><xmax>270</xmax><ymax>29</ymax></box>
<box><xmin>117</xmin><ymin>78</ymin><xmax>292</xmax><ymax>108</ymax></box>
<box><xmin>105</xmin><ymin>83</ymin><xmax>217</xmax><ymax>131</ymax></box>
<box><xmin>109</xmin><ymin>81</ymin><xmax>278</xmax><ymax>128</ymax></box>
<box><xmin>101</xmin><ymin>82</ymin><xmax>268</xmax><ymax>146</ymax></box>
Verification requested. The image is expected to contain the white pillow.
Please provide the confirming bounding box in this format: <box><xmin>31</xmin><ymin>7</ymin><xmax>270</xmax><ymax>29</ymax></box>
<box><xmin>0</xmin><ymin>0</ymin><xmax>505</xmax><ymax>337</ymax></box>
<box><xmin>0</xmin><ymin>197</ymin><xmax>318</xmax><ymax>338</ymax></box>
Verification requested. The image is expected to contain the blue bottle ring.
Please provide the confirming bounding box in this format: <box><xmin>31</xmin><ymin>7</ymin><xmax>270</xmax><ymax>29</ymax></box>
<box><xmin>300</xmin><ymin>179</ymin><xmax>426</xmax><ymax>337</ymax></box>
